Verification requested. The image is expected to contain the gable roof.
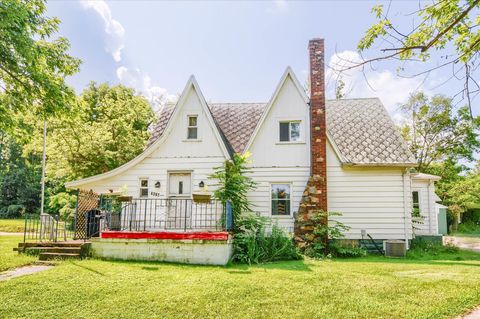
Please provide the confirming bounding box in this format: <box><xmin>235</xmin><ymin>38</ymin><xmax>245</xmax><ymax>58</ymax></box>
<box><xmin>66</xmin><ymin>75</ymin><xmax>231</xmax><ymax>189</ymax></box>
<box><xmin>243</xmin><ymin>67</ymin><xmax>309</xmax><ymax>152</ymax></box>
<box><xmin>148</xmin><ymin>98</ymin><xmax>416</xmax><ymax>166</ymax></box>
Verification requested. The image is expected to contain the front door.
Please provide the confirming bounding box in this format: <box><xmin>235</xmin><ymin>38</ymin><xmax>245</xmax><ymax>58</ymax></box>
<box><xmin>168</xmin><ymin>173</ymin><xmax>192</xmax><ymax>197</ymax></box>
<box><xmin>167</xmin><ymin>173</ymin><xmax>192</xmax><ymax>229</ymax></box>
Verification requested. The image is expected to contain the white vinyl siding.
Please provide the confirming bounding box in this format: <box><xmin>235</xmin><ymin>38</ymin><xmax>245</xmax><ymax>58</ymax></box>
<box><xmin>246</xmin><ymin>167</ymin><xmax>310</xmax><ymax>231</ymax></box>
<box><xmin>246</xmin><ymin>73</ymin><xmax>311</xmax><ymax>231</ymax></box>
<box><xmin>327</xmin><ymin>142</ymin><xmax>413</xmax><ymax>240</ymax></box>
<box><xmin>411</xmin><ymin>179</ymin><xmax>439</xmax><ymax>235</ymax></box>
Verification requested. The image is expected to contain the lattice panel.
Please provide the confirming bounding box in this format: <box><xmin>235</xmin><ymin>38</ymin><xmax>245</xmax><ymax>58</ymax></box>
<box><xmin>74</xmin><ymin>190</ymin><xmax>100</xmax><ymax>239</ymax></box>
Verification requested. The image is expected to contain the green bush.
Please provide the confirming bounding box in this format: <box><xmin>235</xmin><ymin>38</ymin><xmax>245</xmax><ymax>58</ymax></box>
<box><xmin>457</xmin><ymin>221</ymin><xmax>480</xmax><ymax>235</ymax></box>
<box><xmin>302</xmin><ymin>211</ymin><xmax>367</xmax><ymax>258</ymax></box>
<box><xmin>232</xmin><ymin>212</ymin><xmax>301</xmax><ymax>264</ymax></box>
<box><xmin>409</xmin><ymin>239</ymin><xmax>459</xmax><ymax>256</ymax></box>
<box><xmin>6</xmin><ymin>204</ymin><xmax>25</xmax><ymax>218</ymax></box>
<box><xmin>329</xmin><ymin>241</ymin><xmax>367</xmax><ymax>258</ymax></box>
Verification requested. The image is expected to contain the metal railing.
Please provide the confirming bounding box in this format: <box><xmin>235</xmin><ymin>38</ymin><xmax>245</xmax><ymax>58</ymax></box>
<box><xmin>23</xmin><ymin>214</ymin><xmax>76</xmax><ymax>242</ymax></box>
<box><xmin>103</xmin><ymin>198</ymin><xmax>226</xmax><ymax>232</ymax></box>
<box><xmin>23</xmin><ymin>197</ymin><xmax>230</xmax><ymax>243</ymax></box>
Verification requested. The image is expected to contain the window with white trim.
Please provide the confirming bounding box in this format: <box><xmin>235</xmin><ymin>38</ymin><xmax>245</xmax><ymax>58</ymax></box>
<box><xmin>279</xmin><ymin>121</ymin><xmax>301</xmax><ymax>142</ymax></box>
<box><xmin>139</xmin><ymin>179</ymin><xmax>149</xmax><ymax>197</ymax></box>
<box><xmin>412</xmin><ymin>191</ymin><xmax>421</xmax><ymax>216</ymax></box>
<box><xmin>187</xmin><ymin>115</ymin><xmax>198</xmax><ymax>139</ymax></box>
<box><xmin>271</xmin><ymin>184</ymin><xmax>291</xmax><ymax>216</ymax></box>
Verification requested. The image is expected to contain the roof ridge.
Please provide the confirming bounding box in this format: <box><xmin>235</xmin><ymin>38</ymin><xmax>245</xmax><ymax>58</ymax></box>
<box><xmin>208</xmin><ymin>102</ymin><xmax>267</xmax><ymax>105</ymax></box>
<box><xmin>326</xmin><ymin>97</ymin><xmax>380</xmax><ymax>101</ymax></box>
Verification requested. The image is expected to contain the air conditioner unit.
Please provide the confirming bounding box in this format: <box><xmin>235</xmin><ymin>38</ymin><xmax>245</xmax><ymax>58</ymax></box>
<box><xmin>384</xmin><ymin>240</ymin><xmax>406</xmax><ymax>257</ymax></box>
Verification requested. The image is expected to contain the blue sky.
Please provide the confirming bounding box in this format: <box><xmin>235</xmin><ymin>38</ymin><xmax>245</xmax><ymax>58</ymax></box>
<box><xmin>47</xmin><ymin>0</ymin><xmax>478</xmax><ymax>121</ymax></box>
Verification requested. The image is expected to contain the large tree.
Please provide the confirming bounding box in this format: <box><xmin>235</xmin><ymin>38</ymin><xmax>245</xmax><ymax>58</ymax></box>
<box><xmin>400</xmin><ymin>92</ymin><xmax>479</xmax><ymax>170</ymax></box>
<box><xmin>0</xmin><ymin>0</ymin><xmax>80</xmax><ymax>130</ymax></box>
<box><xmin>0</xmin><ymin>132</ymin><xmax>41</xmax><ymax>216</ymax></box>
<box><xmin>337</xmin><ymin>0</ymin><xmax>480</xmax><ymax>117</ymax></box>
<box><xmin>25</xmin><ymin>82</ymin><xmax>155</xmax><ymax>181</ymax></box>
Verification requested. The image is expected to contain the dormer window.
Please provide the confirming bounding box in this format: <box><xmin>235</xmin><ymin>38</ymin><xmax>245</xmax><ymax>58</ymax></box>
<box><xmin>279</xmin><ymin>121</ymin><xmax>301</xmax><ymax>142</ymax></box>
<box><xmin>187</xmin><ymin>115</ymin><xmax>198</xmax><ymax>139</ymax></box>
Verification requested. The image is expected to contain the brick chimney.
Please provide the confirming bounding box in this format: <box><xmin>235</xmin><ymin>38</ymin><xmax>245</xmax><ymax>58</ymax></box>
<box><xmin>308</xmin><ymin>38</ymin><xmax>327</xmax><ymax>211</ymax></box>
<box><xmin>294</xmin><ymin>38</ymin><xmax>328</xmax><ymax>251</ymax></box>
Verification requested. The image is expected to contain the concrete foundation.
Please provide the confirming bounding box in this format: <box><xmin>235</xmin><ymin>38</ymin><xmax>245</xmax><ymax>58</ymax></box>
<box><xmin>90</xmin><ymin>237</ymin><xmax>233</xmax><ymax>266</ymax></box>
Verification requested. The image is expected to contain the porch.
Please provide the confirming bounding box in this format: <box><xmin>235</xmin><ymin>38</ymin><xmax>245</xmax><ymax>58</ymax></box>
<box><xmin>20</xmin><ymin>192</ymin><xmax>233</xmax><ymax>265</ymax></box>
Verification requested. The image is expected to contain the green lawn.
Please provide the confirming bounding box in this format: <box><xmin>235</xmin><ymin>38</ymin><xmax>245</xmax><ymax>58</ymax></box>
<box><xmin>1</xmin><ymin>240</ymin><xmax>480</xmax><ymax>319</ymax></box>
<box><xmin>0</xmin><ymin>235</ymin><xmax>36</xmax><ymax>271</ymax></box>
<box><xmin>0</xmin><ymin>219</ymin><xmax>25</xmax><ymax>233</ymax></box>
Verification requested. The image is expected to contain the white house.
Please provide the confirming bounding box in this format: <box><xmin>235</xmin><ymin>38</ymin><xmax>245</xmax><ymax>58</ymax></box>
<box><xmin>66</xmin><ymin>38</ymin><xmax>443</xmax><ymax>257</ymax></box>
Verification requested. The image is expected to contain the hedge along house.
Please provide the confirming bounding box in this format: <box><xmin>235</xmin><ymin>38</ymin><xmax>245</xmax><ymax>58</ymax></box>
<box><xmin>65</xmin><ymin>38</ymin><xmax>444</xmax><ymax>264</ymax></box>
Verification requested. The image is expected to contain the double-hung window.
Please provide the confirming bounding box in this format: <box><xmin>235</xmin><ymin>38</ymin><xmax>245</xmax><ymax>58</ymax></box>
<box><xmin>187</xmin><ymin>115</ymin><xmax>198</xmax><ymax>139</ymax></box>
<box><xmin>139</xmin><ymin>179</ymin><xmax>149</xmax><ymax>198</ymax></box>
<box><xmin>271</xmin><ymin>184</ymin><xmax>291</xmax><ymax>216</ymax></box>
<box><xmin>279</xmin><ymin>121</ymin><xmax>301</xmax><ymax>142</ymax></box>
<box><xmin>412</xmin><ymin>191</ymin><xmax>421</xmax><ymax>217</ymax></box>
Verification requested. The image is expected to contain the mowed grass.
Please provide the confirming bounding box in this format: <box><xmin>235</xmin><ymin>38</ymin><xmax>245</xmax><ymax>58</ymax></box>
<box><xmin>0</xmin><ymin>219</ymin><xmax>25</xmax><ymax>233</ymax></box>
<box><xmin>0</xmin><ymin>235</ymin><xmax>35</xmax><ymax>271</ymax></box>
<box><xmin>1</xmin><ymin>251</ymin><xmax>480</xmax><ymax>318</ymax></box>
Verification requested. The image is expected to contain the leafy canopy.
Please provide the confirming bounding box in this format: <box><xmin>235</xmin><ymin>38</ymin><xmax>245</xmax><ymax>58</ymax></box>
<box><xmin>24</xmin><ymin>82</ymin><xmax>154</xmax><ymax>181</ymax></box>
<box><xmin>359</xmin><ymin>1</ymin><xmax>480</xmax><ymax>63</ymax></box>
<box><xmin>400</xmin><ymin>92</ymin><xmax>479</xmax><ymax>170</ymax></box>
<box><xmin>357</xmin><ymin>1</ymin><xmax>480</xmax><ymax>117</ymax></box>
<box><xmin>0</xmin><ymin>0</ymin><xmax>80</xmax><ymax>129</ymax></box>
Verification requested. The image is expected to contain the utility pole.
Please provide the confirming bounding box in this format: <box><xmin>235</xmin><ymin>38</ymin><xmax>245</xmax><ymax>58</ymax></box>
<box><xmin>40</xmin><ymin>120</ymin><xmax>46</xmax><ymax>215</ymax></box>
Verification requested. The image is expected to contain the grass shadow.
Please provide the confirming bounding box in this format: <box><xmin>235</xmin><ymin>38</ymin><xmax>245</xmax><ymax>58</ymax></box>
<box><xmin>338</xmin><ymin>254</ymin><xmax>480</xmax><ymax>268</ymax></box>
<box><xmin>142</xmin><ymin>266</ymin><xmax>159</xmax><ymax>271</ymax></box>
<box><xmin>226</xmin><ymin>259</ymin><xmax>313</xmax><ymax>272</ymax></box>
<box><xmin>70</xmin><ymin>261</ymin><xmax>105</xmax><ymax>276</ymax></box>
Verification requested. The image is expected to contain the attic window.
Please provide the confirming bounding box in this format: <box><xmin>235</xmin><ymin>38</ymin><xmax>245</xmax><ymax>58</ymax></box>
<box><xmin>187</xmin><ymin>115</ymin><xmax>198</xmax><ymax>139</ymax></box>
<box><xmin>279</xmin><ymin>121</ymin><xmax>301</xmax><ymax>142</ymax></box>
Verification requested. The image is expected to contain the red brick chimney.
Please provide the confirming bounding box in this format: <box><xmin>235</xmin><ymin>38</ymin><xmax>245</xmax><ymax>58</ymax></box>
<box><xmin>308</xmin><ymin>38</ymin><xmax>327</xmax><ymax>212</ymax></box>
<box><xmin>294</xmin><ymin>38</ymin><xmax>328</xmax><ymax>250</ymax></box>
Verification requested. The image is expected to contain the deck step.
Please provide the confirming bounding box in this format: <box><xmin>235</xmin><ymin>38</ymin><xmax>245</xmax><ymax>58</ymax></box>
<box><xmin>18</xmin><ymin>242</ymin><xmax>85</xmax><ymax>248</ymax></box>
<box><xmin>39</xmin><ymin>252</ymin><xmax>81</xmax><ymax>261</ymax></box>
<box><xmin>25</xmin><ymin>247</ymin><xmax>82</xmax><ymax>254</ymax></box>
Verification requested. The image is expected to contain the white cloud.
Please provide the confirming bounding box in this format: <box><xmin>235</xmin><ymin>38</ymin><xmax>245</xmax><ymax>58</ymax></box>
<box><xmin>267</xmin><ymin>0</ymin><xmax>289</xmax><ymax>14</ymax></box>
<box><xmin>116</xmin><ymin>66</ymin><xmax>177</xmax><ymax>110</ymax></box>
<box><xmin>326</xmin><ymin>50</ymin><xmax>427</xmax><ymax>123</ymax></box>
<box><xmin>80</xmin><ymin>0</ymin><xmax>125</xmax><ymax>62</ymax></box>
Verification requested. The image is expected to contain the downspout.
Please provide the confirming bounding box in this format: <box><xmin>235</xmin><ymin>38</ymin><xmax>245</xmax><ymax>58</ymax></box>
<box><xmin>427</xmin><ymin>181</ymin><xmax>433</xmax><ymax>235</ymax></box>
<box><xmin>402</xmin><ymin>168</ymin><xmax>410</xmax><ymax>250</ymax></box>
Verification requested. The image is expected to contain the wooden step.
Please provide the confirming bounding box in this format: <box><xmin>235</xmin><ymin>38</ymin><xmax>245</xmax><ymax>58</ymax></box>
<box><xmin>25</xmin><ymin>247</ymin><xmax>82</xmax><ymax>254</ymax></box>
<box><xmin>39</xmin><ymin>252</ymin><xmax>81</xmax><ymax>261</ymax></box>
<box><xmin>18</xmin><ymin>242</ymin><xmax>85</xmax><ymax>248</ymax></box>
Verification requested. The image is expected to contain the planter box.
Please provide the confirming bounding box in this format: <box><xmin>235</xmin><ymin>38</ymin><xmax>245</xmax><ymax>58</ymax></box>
<box><xmin>117</xmin><ymin>196</ymin><xmax>133</xmax><ymax>202</ymax></box>
<box><xmin>192</xmin><ymin>193</ymin><xmax>212</xmax><ymax>203</ymax></box>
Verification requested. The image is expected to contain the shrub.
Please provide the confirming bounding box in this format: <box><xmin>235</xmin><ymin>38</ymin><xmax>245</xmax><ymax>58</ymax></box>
<box><xmin>457</xmin><ymin>221</ymin><xmax>480</xmax><ymax>235</ymax></box>
<box><xmin>6</xmin><ymin>204</ymin><xmax>25</xmax><ymax>218</ymax></box>
<box><xmin>303</xmin><ymin>211</ymin><xmax>367</xmax><ymax>258</ymax></box>
<box><xmin>409</xmin><ymin>239</ymin><xmax>459</xmax><ymax>255</ymax></box>
<box><xmin>232</xmin><ymin>212</ymin><xmax>301</xmax><ymax>264</ymax></box>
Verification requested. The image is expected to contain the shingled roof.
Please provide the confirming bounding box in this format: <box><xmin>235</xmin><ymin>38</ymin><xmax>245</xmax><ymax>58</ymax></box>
<box><xmin>146</xmin><ymin>98</ymin><xmax>416</xmax><ymax>166</ymax></box>
<box><xmin>326</xmin><ymin>98</ymin><xmax>416</xmax><ymax>165</ymax></box>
